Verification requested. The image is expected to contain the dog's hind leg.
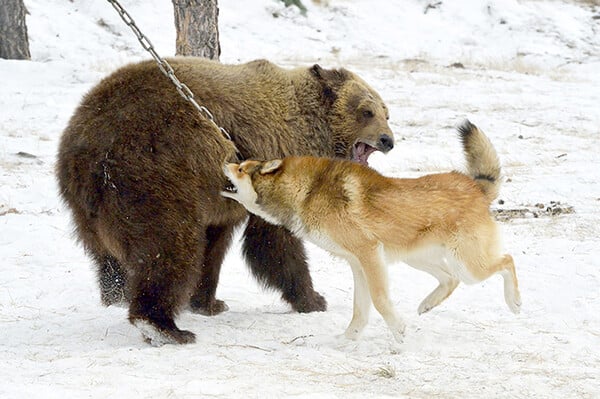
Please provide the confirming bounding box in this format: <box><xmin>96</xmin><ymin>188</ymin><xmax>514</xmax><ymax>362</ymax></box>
<box><xmin>497</xmin><ymin>255</ymin><xmax>521</xmax><ymax>314</ymax></box>
<box><xmin>357</xmin><ymin>245</ymin><xmax>406</xmax><ymax>343</ymax></box>
<box><xmin>454</xmin><ymin>237</ymin><xmax>522</xmax><ymax>314</ymax></box>
<box><xmin>344</xmin><ymin>258</ymin><xmax>372</xmax><ymax>340</ymax></box>
<box><xmin>468</xmin><ymin>254</ymin><xmax>521</xmax><ymax>314</ymax></box>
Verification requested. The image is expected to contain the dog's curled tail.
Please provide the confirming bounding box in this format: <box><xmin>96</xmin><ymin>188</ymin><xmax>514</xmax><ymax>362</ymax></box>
<box><xmin>457</xmin><ymin>119</ymin><xmax>502</xmax><ymax>202</ymax></box>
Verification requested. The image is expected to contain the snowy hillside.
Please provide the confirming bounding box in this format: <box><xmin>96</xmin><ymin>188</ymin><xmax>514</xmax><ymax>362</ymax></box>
<box><xmin>1</xmin><ymin>0</ymin><xmax>599</xmax><ymax>397</ymax></box>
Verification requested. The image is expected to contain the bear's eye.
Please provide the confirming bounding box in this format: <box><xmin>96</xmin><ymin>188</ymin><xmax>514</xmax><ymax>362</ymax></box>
<box><xmin>362</xmin><ymin>110</ymin><xmax>374</xmax><ymax>118</ymax></box>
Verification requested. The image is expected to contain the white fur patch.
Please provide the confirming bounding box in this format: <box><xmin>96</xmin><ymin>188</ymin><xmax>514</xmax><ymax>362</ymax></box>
<box><xmin>304</xmin><ymin>228</ymin><xmax>352</xmax><ymax>259</ymax></box>
<box><xmin>133</xmin><ymin>319</ymin><xmax>174</xmax><ymax>347</ymax></box>
<box><xmin>392</xmin><ymin>244</ymin><xmax>478</xmax><ymax>284</ymax></box>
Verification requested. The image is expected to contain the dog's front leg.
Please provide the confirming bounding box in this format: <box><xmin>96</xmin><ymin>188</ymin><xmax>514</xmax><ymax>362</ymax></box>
<box><xmin>344</xmin><ymin>257</ymin><xmax>372</xmax><ymax>340</ymax></box>
<box><xmin>358</xmin><ymin>244</ymin><xmax>406</xmax><ymax>343</ymax></box>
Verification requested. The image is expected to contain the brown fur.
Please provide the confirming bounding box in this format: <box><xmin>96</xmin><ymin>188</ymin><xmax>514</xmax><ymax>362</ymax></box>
<box><xmin>222</xmin><ymin>121</ymin><xmax>521</xmax><ymax>342</ymax></box>
<box><xmin>56</xmin><ymin>57</ymin><xmax>394</xmax><ymax>345</ymax></box>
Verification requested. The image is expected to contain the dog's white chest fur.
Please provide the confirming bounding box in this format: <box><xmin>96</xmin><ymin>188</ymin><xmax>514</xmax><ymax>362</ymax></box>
<box><xmin>303</xmin><ymin>227</ymin><xmax>353</xmax><ymax>258</ymax></box>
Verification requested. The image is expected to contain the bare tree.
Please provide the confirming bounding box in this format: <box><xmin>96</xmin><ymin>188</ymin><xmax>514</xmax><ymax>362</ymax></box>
<box><xmin>0</xmin><ymin>0</ymin><xmax>31</xmax><ymax>60</ymax></box>
<box><xmin>172</xmin><ymin>0</ymin><xmax>220</xmax><ymax>60</ymax></box>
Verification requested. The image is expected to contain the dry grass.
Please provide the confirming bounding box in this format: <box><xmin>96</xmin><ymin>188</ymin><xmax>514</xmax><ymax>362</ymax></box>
<box><xmin>374</xmin><ymin>364</ymin><xmax>397</xmax><ymax>379</ymax></box>
<box><xmin>492</xmin><ymin>201</ymin><xmax>575</xmax><ymax>221</ymax></box>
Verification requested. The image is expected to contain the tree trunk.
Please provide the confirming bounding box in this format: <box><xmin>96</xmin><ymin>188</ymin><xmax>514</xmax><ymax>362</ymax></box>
<box><xmin>0</xmin><ymin>0</ymin><xmax>31</xmax><ymax>60</ymax></box>
<box><xmin>172</xmin><ymin>0</ymin><xmax>220</xmax><ymax>60</ymax></box>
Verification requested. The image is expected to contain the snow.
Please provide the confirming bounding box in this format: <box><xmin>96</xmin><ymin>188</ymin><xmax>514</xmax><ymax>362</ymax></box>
<box><xmin>1</xmin><ymin>0</ymin><xmax>599</xmax><ymax>397</ymax></box>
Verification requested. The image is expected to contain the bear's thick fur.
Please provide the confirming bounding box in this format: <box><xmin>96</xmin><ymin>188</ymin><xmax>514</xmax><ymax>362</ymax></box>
<box><xmin>56</xmin><ymin>57</ymin><xmax>394</xmax><ymax>345</ymax></box>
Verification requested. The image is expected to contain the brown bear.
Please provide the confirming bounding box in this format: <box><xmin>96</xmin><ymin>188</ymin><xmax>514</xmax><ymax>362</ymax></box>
<box><xmin>56</xmin><ymin>57</ymin><xmax>394</xmax><ymax>346</ymax></box>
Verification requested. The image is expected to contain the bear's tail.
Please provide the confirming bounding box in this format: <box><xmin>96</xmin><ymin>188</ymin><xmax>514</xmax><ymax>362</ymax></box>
<box><xmin>457</xmin><ymin>119</ymin><xmax>502</xmax><ymax>203</ymax></box>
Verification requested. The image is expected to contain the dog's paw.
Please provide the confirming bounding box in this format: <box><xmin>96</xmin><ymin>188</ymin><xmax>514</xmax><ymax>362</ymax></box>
<box><xmin>507</xmin><ymin>293</ymin><xmax>522</xmax><ymax>314</ymax></box>
<box><xmin>418</xmin><ymin>296</ymin><xmax>444</xmax><ymax>315</ymax></box>
<box><xmin>391</xmin><ymin>328</ymin><xmax>405</xmax><ymax>344</ymax></box>
<box><xmin>417</xmin><ymin>301</ymin><xmax>434</xmax><ymax>315</ymax></box>
<box><xmin>504</xmin><ymin>285</ymin><xmax>522</xmax><ymax>314</ymax></box>
<box><xmin>388</xmin><ymin>320</ymin><xmax>406</xmax><ymax>343</ymax></box>
<box><xmin>344</xmin><ymin>327</ymin><xmax>363</xmax><ymax>341</ymax></box>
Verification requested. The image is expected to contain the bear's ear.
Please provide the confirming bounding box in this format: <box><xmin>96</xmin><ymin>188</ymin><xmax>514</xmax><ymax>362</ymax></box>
<box><xmin>310</xmin><ymin>64</ymin><xmax>349</xmax><ymax>103</ymax></box>
<box><xmin>260</xmin><ymin>159</ymin><xmax>283</xmax><ymax>175</ymax></box>
<box><xmin>310</xmin><ymin>64</ymin><xmax>326</xmax><ymax>79</ymax></box>
<box><xmin>310</xmin><ymin>64</ymin><xmax>349</xmax><ymax>83</ymax></box>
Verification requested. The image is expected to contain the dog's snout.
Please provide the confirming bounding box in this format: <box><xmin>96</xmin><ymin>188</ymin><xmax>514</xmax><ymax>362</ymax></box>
<box><xmin>378</xmin><ymin>134</ymin><xmax>394</xmax><ymax>152</ymax></box>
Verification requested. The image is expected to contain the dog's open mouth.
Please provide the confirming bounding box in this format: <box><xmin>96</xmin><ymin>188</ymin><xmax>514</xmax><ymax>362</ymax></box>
<box><xmin>352</xmin><ymin>141</ymin><xmax>378</xmax><ymax>166</ymax></box>
<box><xmin>223</xmin><ymin>180</ymin><xmax>238</xmax><ymax>194</ymax></box>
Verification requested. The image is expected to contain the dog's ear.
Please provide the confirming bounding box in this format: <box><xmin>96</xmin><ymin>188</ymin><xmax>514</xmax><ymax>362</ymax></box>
<box><xmin>260</xmin><ymin>159</ymin><xmax>283</xmax><ymax>175</ymax></box>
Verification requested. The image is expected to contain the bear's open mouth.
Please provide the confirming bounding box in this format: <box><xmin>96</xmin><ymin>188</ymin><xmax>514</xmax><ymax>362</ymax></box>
<box><xmin>352</xmin><ymin>141</ymin><xmax>378</xmax><ymax>165</ymax></box>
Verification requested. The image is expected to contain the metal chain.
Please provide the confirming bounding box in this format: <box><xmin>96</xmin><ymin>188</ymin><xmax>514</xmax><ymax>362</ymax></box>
<box><xmin>106</xmin><ymin>0</ymin><xmax>234</xmax><ymax>143</ymax></box>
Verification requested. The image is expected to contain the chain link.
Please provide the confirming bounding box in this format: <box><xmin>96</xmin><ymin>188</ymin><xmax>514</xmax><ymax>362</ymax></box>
<box><xmin>106</xmin><ymin>0</ymin><xmax>234</xmax><ymax>143</ymax></box>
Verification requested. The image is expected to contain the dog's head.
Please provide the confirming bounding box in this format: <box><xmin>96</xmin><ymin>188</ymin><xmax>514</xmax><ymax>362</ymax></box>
<box><xmin>221</xmin><ymin>159</ymin><xmax>284</xmax><ymax>225</ymax></box>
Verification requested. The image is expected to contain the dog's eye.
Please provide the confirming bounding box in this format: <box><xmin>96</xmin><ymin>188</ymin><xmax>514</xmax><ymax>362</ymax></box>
<box><xmin>362</xmin><ymin>110</ymin><xmax>374</xmax><ymax>118</ymax></box>
<box><xmin>238</xmin><ymin>167</ymin><xmax>242</xmax><ymax>173</ymax></box>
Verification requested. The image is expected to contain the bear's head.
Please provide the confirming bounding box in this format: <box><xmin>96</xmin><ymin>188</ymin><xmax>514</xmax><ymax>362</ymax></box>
<box><xmin>311</xmin><ymin>64</ymin><xmax>394</xmax><ymax>165</ymax></box>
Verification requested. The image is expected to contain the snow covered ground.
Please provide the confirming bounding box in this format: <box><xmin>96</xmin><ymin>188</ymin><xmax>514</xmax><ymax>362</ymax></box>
<box><xmin>1</xmin><ymin>0</ymin><xmax>599</xmax><ymax>397</ymax></box>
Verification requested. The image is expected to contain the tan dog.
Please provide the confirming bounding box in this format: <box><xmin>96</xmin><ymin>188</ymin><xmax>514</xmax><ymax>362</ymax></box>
<box><xmin>222</xmin><ymin>120</ymin><xmax>521</xmax><ymax>342</ymax></box>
